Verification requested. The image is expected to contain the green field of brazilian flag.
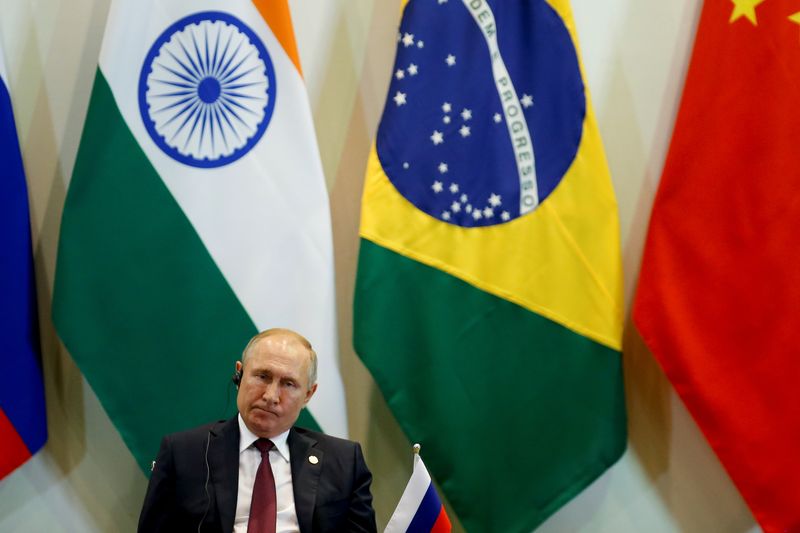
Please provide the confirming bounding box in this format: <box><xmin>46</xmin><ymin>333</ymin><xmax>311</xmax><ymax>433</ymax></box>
<box><xmin>354</xmin><ymin>1</ymin><xmax>626</xmax><ymax>531</ymax></box>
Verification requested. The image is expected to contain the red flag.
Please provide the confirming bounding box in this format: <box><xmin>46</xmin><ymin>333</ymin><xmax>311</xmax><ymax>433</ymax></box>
<box><xmin>633</xmin><ymin>1</ymin><xmax>800</xmax><ymax>532</ymax></box>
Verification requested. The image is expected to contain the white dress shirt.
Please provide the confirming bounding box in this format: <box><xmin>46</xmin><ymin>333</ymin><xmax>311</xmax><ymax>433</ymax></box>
<box><xmin>233</xmin><ymin>415</ymin><xmax>300</xmax><ymax>533</ymax></box>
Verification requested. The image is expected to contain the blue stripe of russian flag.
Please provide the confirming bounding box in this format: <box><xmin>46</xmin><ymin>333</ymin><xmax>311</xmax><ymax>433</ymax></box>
<box><xmin>407</xmin><ymin>482</ymin><xmax>449</xmax><ymax>533</ymax></box>
<box><xmin>0</xmin><ymin>61</ymin><xmax>48</xmax><ymax>480</ymax></box>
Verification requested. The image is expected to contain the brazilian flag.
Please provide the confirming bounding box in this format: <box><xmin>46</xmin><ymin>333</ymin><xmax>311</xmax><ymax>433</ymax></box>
<box><xmin>353</xmin><ymin>1</ymin><xmax>625</xmax><ymax>531</ymax></box>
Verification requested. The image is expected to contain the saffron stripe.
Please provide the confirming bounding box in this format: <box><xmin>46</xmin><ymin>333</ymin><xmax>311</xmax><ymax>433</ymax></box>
<box><xmin>251</xmin><ymin>0</ymin><xmax>303</xmax><ymax>76</ymax></box>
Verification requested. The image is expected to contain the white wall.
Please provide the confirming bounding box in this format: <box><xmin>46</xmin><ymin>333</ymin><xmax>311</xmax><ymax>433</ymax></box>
<box><xmin>0</xmin><ymin>0</ymin><xmax>762</xmax><ymax>531</ymax></box>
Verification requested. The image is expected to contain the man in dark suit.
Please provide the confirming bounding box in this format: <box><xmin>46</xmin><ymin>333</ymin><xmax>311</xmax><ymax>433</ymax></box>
<box><xmin>138</xmin><ymin>329</ymin><xmax>376</xmax><ymax>533</ymax></box>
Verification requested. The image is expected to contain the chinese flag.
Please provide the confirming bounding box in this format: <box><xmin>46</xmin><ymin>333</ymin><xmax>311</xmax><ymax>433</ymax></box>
<box><xmin>633</xmin><ymin>1</ymin><xmax>800</xmax><ymax>532</ymax></box>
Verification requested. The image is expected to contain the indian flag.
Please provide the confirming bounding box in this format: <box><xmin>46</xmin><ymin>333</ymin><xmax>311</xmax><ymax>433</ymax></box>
<box><xmin>353</xmin><ymin>0</ymin><xmax>626</xmax><ymax>531</ymax></box>
<box><xmin>52</xmin><ymin>0</ymin><xmax>346</xmax><ymax>473</ymax></box>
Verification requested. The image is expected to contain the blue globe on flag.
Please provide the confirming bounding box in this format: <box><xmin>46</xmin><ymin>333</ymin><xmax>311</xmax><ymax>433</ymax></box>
<box><xmin>376</xmin><ymin>0</ymin><xmax>585</xmax><ymax>228</ymax></box>
<box><xmin>139</xmin><ymin>11</ymin><xmax>276</xmax><ymax>168</ymax></box>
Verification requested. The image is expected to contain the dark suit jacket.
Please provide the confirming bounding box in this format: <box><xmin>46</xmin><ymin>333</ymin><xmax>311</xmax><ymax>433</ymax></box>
<box><xmin>138</xmin><ymin>417</ymin><xmax>376</xmax><ymax>533</ymax></box>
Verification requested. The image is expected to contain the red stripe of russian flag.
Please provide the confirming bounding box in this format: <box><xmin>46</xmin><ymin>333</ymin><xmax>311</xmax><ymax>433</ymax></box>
<box><xmin>0</xmin><ymin>408</ymin><xmax>36</xmax><ymax>479</ymax></box>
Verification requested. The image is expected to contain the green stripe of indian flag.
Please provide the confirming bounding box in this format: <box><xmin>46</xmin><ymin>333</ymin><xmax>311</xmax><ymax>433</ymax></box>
<box><xmin>97</xmin><ymin>0</ymin><xmax>346</xmax><ymax>437</ymax></box>
<box><xmin>354</xmin><ymin>240</ymin><xmax>626</xmax><ymax>533</ymax></box>
<box><xmin>55</xmin><ymin>70</ymin><xmax>258</xmax><ymax>472</ymax></box>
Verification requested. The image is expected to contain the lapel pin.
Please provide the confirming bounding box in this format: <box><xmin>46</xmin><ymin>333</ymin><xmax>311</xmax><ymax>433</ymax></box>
<box><xmin>308</xmin><ymin>455</ymin><xmax>319</xmax><ymax>465</ymax></box>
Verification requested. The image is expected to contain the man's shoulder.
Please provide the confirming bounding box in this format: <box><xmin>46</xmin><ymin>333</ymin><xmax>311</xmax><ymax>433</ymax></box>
<box><xmin>290</xmin><ymin>426</ymin><xmax>362</xmax><ymax>452</ymax></box>
<box><xmin>162</xmin><ymin>418</ymin><xmax>235</xmax><ymax>447</ymax></box>
<box><xmin>289</xmin><ymin>427</ymin><xmax>373</xmax><ymax>497</ymax></box>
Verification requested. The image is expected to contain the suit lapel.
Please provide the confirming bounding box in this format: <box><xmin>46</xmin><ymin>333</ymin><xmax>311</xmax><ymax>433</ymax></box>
<box><xmin>208</xmin><ymin>417</ymin><xmax>240</xmax><ymax>533</ymax></box>
<box><xmin>289</xmin><ymin>428</ymin><xmax>323</xmax><ymax>533</ymax></box>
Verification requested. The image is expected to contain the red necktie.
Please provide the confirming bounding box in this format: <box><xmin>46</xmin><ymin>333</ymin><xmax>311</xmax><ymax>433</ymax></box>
<box><xmin>247</xmin><ymin>438</ymin><xmax>276</xmax><ymax>533</ymax></box>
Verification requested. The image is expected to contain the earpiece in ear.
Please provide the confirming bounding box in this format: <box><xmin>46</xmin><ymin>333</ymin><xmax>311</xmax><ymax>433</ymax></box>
<box><xmin>232</xmin><ymin>370</ymin><xmax>242</xmax><ymax>386</ymax></box>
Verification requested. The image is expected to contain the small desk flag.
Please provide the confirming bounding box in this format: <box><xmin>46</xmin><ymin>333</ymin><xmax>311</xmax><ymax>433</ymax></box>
<box><xmin>385</xmin><ymin>445</ymin><xmax>451</xmax><ymax>533</ymax></box>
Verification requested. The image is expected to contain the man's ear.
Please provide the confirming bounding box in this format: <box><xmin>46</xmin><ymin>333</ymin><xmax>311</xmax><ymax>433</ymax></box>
<box><xmin>304</xmin><ymin>383</ymin><xmax>318</xmax><ymax>405</ymax></box>
<box><xmin>233</xmin><ymin>361</ymin><xmax>243</xmax><ymax>387</ymax></box>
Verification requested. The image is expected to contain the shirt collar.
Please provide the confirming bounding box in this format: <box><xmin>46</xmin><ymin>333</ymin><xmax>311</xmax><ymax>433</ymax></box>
<box><xmin>237</xmin><ymin>413</ymin><xmax>291</xmax><ymax>462</ymax></box>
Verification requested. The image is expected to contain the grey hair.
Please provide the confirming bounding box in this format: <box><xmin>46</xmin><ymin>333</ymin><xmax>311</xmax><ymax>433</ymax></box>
<box><xmin>240</xmin><ymin>328</ymin><xmax>318</xmax><ymax>387</ymax></box>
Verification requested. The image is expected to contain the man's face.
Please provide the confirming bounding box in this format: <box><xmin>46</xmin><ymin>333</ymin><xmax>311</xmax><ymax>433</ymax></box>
<box><xmin>236</xmin><ymin>334</ymin><xmax>317</xmax><ymax>438</ymax></box>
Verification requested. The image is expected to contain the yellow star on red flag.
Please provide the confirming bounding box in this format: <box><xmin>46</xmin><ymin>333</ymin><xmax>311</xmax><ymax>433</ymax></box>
<box><xmin>789</xmin><ymin>11</ymin><xmax>800</xmax><ymax>29</ymax></box>
<box><xmin>729</xmin><ymin>0</ymin><xmax>767</xmax><ymax>25</ymax></box>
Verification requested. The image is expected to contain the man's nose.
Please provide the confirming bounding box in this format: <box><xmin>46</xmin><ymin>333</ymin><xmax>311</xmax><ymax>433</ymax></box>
<box><xmin>262</xmin><ymin>381</ymin><xmax>280</xmax><ymax>403</ymax></box>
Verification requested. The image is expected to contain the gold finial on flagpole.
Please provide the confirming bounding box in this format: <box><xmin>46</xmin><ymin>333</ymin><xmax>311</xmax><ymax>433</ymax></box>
<box><xmin>413</xmin><ymin>443</ymin><xmax>421</xmax><ymax>455</ymax></box>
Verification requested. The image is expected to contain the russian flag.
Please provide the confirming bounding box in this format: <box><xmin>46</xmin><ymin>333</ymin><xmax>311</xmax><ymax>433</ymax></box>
<box><xmin>0</xmin><ymin>43</ymin><xmax>47</xmax><ymax>480</ymax></box>
<box><xmin>385</xmin><ymin>447</ymin><xmax>451</xmax><ymax>533</ymax></box>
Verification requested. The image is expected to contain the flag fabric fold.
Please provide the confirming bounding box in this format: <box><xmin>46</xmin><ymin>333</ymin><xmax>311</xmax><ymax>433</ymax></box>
<box><xmin>52</xmin><ymin>0</ymin><xmax>345</xmax><ymax>473</ymax></box>
<box><xmin>0</xmin><ymin>41</ymin><xmax>48</xmax><ymax>480</ymax></box>
<box><xmin>385</xmin><ymin>448</ymin><xmax>451</xmax><ymax>533</ymax></box>
<box><xmin>634</xmin><ymin>2</ymin><xmax>800</xmax><ymax>532</ymax></box>
<box><xmin>354</xmin><ymin>1</ymin><xmax>626</xmax><ymax>531</ymax></box>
